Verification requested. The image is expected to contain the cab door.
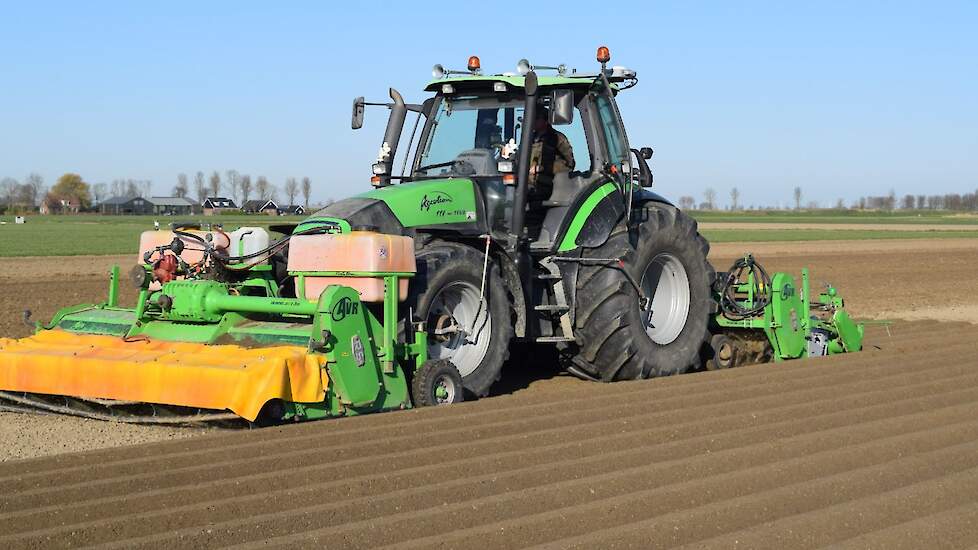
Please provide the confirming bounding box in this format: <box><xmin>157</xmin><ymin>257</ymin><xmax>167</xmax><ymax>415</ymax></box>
<box><xmin>589</xmin><ymin>77</ymin><xmax>632</xmax><ymax>193</ymax></box>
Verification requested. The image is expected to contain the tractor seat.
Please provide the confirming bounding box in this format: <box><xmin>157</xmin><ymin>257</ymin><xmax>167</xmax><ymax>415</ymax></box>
<box><xmin>542</xmin><ymin>171</ymin><xmax>587</xmax><ymax>207</ymax></box>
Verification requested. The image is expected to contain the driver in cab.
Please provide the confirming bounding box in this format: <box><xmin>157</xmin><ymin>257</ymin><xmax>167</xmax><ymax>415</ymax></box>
<box><xmin>528</xmin><ymin>106</ymin><xmax>575</xmax><ymax>202</ymax></box>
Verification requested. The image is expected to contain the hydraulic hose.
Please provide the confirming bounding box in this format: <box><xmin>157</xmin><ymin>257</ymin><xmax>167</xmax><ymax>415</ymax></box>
<box><xmin>718</xmin><ymin>255</ymin><xmax>772</xmax><ymax>319</ymax></box>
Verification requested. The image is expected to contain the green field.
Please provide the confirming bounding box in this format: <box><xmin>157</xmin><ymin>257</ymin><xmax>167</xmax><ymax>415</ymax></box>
<box><xmin>0</xmin><ymin>215</ymin><xmax>305</xmax><ymax>257</ymax></box>
<box><xmin>691</xmin><ymin>209</ymin><xmax>978</xmax><ymax>225</ymax></box>
<box><xmin>1</xmin><ymin>212</ymin><xmax>977</xmax><ymax>257</ymax></box>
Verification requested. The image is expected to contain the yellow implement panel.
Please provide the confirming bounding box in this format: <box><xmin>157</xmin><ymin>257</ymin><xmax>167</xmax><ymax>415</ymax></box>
<box><xmin>0</xmin><ymin>330</ymin><xmax>328</xmax><ymax>421</ymax></box>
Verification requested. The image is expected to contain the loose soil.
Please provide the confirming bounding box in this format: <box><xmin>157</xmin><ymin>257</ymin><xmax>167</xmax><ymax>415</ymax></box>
<box><xmin>1</xmin><ymin>239</ymin><xmax>978</xmax><ymax>546</ymax></box>
<box><xmin>0</xmin><ymin>320</ymin><xmax>975</xmax><ymax>548</ymax></box>
<box><xmin>700</xmin><ymin>222</ymin><xmax>978</xmax><ymax>231</ymax></box>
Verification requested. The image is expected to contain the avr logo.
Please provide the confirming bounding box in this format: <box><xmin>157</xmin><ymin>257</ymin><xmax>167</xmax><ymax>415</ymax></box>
<box><xmin>420</xmin><ymin>192</ymin><xmax>453</xmax><ymax>211</ymax></box>
<box><xmin>331</xmin><ymin>296</ymin><xmax>359</xmax><ymax>322</ymax></box>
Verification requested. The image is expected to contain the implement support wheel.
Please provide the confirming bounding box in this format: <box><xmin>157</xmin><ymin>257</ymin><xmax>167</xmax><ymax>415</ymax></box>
<box><xmin>707</xmin><ymin>333</ymin><xmax>738</xmax><ymax>370</ymax></box>
<box><xmin>411</xmin><ymin>360</ymin><xmax>465</xmax><ymax>407</ymax></box>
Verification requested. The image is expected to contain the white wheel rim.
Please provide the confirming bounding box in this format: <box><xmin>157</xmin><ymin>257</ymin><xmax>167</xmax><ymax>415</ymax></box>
<box><xmin>640</xmin><ymin>252</ymin><xmax>691</xmax><ymax>345</ymax></box>
<box><xmin>427</xmin><ymin>281</ymin><xmax>491</xmax><ymax>377</ymax></box>
<box><xmin>433</xmin><ymin>374</ymin><xmax>457</xmax><ymax>404</ymax></box>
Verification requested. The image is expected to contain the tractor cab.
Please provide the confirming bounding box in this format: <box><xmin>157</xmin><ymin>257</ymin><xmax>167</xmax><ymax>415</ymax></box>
<box><xmin>349</xmin><ymin>49</ymin><xmax>655</xmax><ymax>253</ymax></box>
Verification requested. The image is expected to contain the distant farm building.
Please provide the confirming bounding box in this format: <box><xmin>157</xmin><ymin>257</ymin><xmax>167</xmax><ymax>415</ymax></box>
<box><xmin>242</xmin><ymin>199</ymin><xmax>279</xmax><ymax>215</ymax></box>
<box><xmin>278</xmin><ymin>204</ymin><xmax>305</xmax><ymax>216</ymax></box>
<box><xmin>99</xmin><ymin>196</ymin><xmax>198</xmax><ymax>215</ymax></box>
<box><xmin>202</xmin><ymin>197</ymin><xmax>239</xmax><ymax>215</ymax></box>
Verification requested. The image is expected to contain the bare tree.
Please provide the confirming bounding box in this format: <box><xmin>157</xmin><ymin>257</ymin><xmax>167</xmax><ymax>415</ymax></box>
<box><xmin>256</xmin><ymin>176</ymin><xmax>271</xmax><ymax>201</ymax></box>
<box><xmin>703</xmin><ymin>188</ymin><xmax>717</xmax><ymax>210</ymax></box>
<box><xmin>142</xmin><ymin>180</ymin><xmax>152</xmax><ymax>198</ymax></box>
<box><xmin>225</xmin><ymin>170</ymin><xmax>240</xmax><ymax>203</ymax></box>
<box><xmin>901</xmin><ymin>194</ymin><xmax>915</xmax><ymax>209</ymax></box>
<box><xmin>194</xmin><ymin>171</ymin><xmax>207</xmax><ymax>203</ymax></box>
<box><xmin>209</xmin><ymin>171</ymin><xmax>221</xmax><ymax>198</ymax></box>
<box><xmin>283</xmin><ymin>177</ymin><xmax>299</xmax><ymax>206</ymax></box>
<box><xmin>110</xmin><ymin>179</ymin><xmax>126</xmax><ymax>197</ymax></box>
<box><xmin>916</xmin><ymin>195</ymin><xmax>926</xmax><ymax>209</ymax></box>
<box><xmin>92</xmin><ymin>182</ymin><xmax>108</xmax><ymax>205</ymax></box>
<box><xmin>125</xmin><ymin>179</ymin><xmax>141</xmax><ymax>198</ymax></box>
<box><xmin>0</xmin><ymin>177</ymin><xmax>19</xmax><ymax>210</ymax></box>
<box><xmin>173</xmin><ymin>173</ymin><xmax>189</xmax><ymax>198</ymax></box>
<box><xmin>22</xmin><ymin>173</ymin><xmax>45</xmax><ymax>208</ymax></box>
<box><xmin>301</xmin><ymin>177</ymin><xmax>311</xmax><ymax>207</ymax></box>
<box><xmin>239</xmin><ymin>175</ymin><xmax>252</xmax><ymax>203</ymax></box>
<box><xmin>729</xmin><ymin>187</ymin><xmax>740</xmax><ymax>211</ymax></box>
<box><xmin>793</xmin><ymin>186</ymin><xmax>803</xmax><ymax>210</ymax></box>
<box><xmin>678</xmin><ymin>195</ymin><xmax>695</xmax><ymax>211</ymax></box>
<box><xmin>834</xmin><ymin>198</ymin><xmax>845</xmax><ymax>210</ymax></box>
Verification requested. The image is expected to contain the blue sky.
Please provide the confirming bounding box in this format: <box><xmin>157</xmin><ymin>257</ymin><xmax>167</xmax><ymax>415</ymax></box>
<box><xmin>1</xmin><ymin>1</ymin><xmax>975</xmax><ymax>208</ymax></box>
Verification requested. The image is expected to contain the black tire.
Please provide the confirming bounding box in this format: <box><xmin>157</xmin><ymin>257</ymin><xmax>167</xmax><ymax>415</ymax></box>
<box><xmin>572</xmin><ymin>203</ymin><xmax>713</xmax><ymax>381</ymax></box>
<box><xmin>706</xmin><ymin>333</ymin><xmax>738</xmax><ymax>370</ymax></box>
<box><xmin>411</xmin><ymin>359</ymin><xmax>465</xmax><ymax>407</ymax></box>
<box><xmin>409</xmin><ymin>241</ymin><xmax>512</xmax><ymax>397</ymax></box>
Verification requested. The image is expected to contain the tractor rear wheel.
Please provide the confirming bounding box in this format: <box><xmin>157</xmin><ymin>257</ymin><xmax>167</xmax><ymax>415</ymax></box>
<box><xmin>409</xmin><ymin>241</ymin><xmax>512</xmax><ymax>397</ymax></box>
<box><xmin>571</xmin><ymin>203</ymin><xmax>713</xmax><ymax>381</ymax></box>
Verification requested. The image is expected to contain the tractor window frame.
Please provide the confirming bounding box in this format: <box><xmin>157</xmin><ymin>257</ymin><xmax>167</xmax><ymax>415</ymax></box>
<box><xmin>586</xmin><ymin>78</ymin><xmax>632</xmax><ymax>187</ymax></box>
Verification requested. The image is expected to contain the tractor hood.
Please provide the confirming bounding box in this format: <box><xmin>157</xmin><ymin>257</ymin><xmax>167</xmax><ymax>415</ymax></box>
<box><xmin>301</xmin><ymin>178</ymin><xmax>481</xmax><ymax>235</ymax></box>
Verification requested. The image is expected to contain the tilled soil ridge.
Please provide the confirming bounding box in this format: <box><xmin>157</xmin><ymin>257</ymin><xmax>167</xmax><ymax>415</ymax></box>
<box><xmin>1</xmin><ymin>321</ymin><xmax>977</xmax><ymax>548</ymax></box>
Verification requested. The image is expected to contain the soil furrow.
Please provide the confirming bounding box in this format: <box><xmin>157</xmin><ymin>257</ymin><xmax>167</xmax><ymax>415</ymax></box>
<box><xmin>229</xmin><ymin>415</ymin><xmax>978</xmax><ymax>548</ymax></box>
<box><xmin>3</xmin><ymin>342</ymin><xmax>971</xmax><ymax>511</ymax></box>
<box><xmin>7</xmin><ymin>369</ymin><xmax>977</xmax><ymax>546</ymax></box>
<box><xmin>85</xmin><ymin>400</ymin><xmax>978</xmax><ymax>549</ymax></box>
<box><xmin>681</xmin><ymin>467</ymin><xmax>978</xmax><ymax>549</ymax></box>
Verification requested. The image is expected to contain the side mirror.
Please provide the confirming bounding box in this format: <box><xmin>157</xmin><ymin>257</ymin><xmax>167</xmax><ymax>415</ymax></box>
<box><xmin>351</xmin><ymin>97</ymin><xmax>365</xmax><ymax>130</ymax></box>
<box><xmin>630</xmin><ymin>148</ymin><xmax>654</xmax><ymax>188</ymax></box>
<box><xmin>551</xmin><ymin>89</ymin><xmax>574</xmax><ymax>125</ymax></box>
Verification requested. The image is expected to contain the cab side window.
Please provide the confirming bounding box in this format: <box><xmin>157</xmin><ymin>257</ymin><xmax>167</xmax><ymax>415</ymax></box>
<box><xmin>595</xmin><ymin>94</ymin><xmax>628</xmax><ymax>165</ymax></box>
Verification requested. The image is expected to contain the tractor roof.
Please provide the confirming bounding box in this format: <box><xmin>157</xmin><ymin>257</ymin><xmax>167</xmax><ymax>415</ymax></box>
<box><xmin>424</xmin><ymin>74</ymin><xmax>600</xmax><ymax>92</ymax></box>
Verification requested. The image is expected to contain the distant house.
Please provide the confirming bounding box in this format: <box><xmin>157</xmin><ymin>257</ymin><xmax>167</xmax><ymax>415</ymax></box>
<box><xmin>202</xmin><ymin>197</ymin><xmax>238</xmax><ymax>216</ymax></box>
<box><xmin>99</xmin><ymin>196</ymin><xmax>197</xmax><ymax>215</ymax></box>
<box><xmin>242</xmin><ymin>199</ymin><xmax>279</xmax><ymax>215</ymax></box>
<box><xmin>277</xmin><ymin>204</ymin><xmax>306</xmax><ymax>216</ymax></box>
<box><xmin>149</xmin><ymin>197</ymin><xmax>198</xmax><ymax>216</ymax></box>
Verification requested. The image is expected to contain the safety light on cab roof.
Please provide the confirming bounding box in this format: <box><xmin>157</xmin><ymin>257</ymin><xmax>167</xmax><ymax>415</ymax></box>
<box><xmin>597</xmin><ymin>46</ymin><xmax>611</xmax><ymax>64</ymax></box>
<box><xmin>467</xmin><ymin>56</ymin><xmax>481</xmax><ymax>74</ymax></box>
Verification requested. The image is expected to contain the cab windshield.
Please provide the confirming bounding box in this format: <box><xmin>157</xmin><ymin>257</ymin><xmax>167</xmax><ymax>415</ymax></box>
<box><xmin>414</xmin><ymin>96</ymin><xmax>525</xmax><ymax>178</ymax></box>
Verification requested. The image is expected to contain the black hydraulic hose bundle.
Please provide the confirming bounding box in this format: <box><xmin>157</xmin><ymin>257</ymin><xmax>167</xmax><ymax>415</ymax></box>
<box><xmin>718</xmin><ymin>255</ymin><xmax>772</xmax><ymax>319</ymax></box>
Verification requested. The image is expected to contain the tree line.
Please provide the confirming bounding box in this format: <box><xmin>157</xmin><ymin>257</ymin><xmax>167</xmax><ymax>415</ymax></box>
<box><xmin>170</xmin><ymin>171</ymin><xmax>312</xmax><ymax>208</ymax></box>
<box><xmin>676</xmin><ymin>185</ymin><xmax>978</xmax><ymax>212</ymax></box>
<box><xmin>0</xmin><ymin>171</ymin><xmax>318</xmax><ymax>214</ymax></box>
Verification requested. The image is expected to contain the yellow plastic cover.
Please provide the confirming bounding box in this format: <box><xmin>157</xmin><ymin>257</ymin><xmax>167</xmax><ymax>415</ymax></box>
<box><xmin>0</xmin><ymin>330</ymin><xmax>328</xmax><ymax>421</ymax></box>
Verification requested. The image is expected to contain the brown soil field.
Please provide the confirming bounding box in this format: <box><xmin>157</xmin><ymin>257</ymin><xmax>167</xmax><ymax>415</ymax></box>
<box><xmin>1</xmin><ymin>239</ymin><xmax>977</xmax><ymax>546</ymax></box>
<box><xmin>0</xmin><ymin>320</ymin><xmax>975</xmax><ymax>548</ymax></box>
<box><xmin>701</xmin><ymin>221</ymin><xmax>978</xmax><ymax>231</ymax></box>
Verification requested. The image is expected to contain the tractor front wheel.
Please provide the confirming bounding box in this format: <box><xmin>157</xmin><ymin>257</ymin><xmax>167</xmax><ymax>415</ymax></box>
<box><xmin>409</xmin><ymin>241</ymin><xmax>512</xmax><ymax>397</ymax></box>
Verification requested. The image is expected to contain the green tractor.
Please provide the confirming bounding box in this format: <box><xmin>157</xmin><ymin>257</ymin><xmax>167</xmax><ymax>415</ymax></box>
<box><xmin>0</xmin><ymin>48</ymin><xmax>862</xmax><ymax>424</ymax></box>
<box><xmin>333</xmin><ymin>48</ymin><xmax>715</xmax><ymax>395</ymax></box>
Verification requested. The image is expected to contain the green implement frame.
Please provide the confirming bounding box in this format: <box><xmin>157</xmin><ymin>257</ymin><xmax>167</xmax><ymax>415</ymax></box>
<box><xmin>713</xmin><ymin>263</ymin><xmax>864</xmax><ymax>363</ymax></box>
<box><xmin>34</xmin><ymin>263</ymin><xmax>431</xmax><ymax>423</ymax></box>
